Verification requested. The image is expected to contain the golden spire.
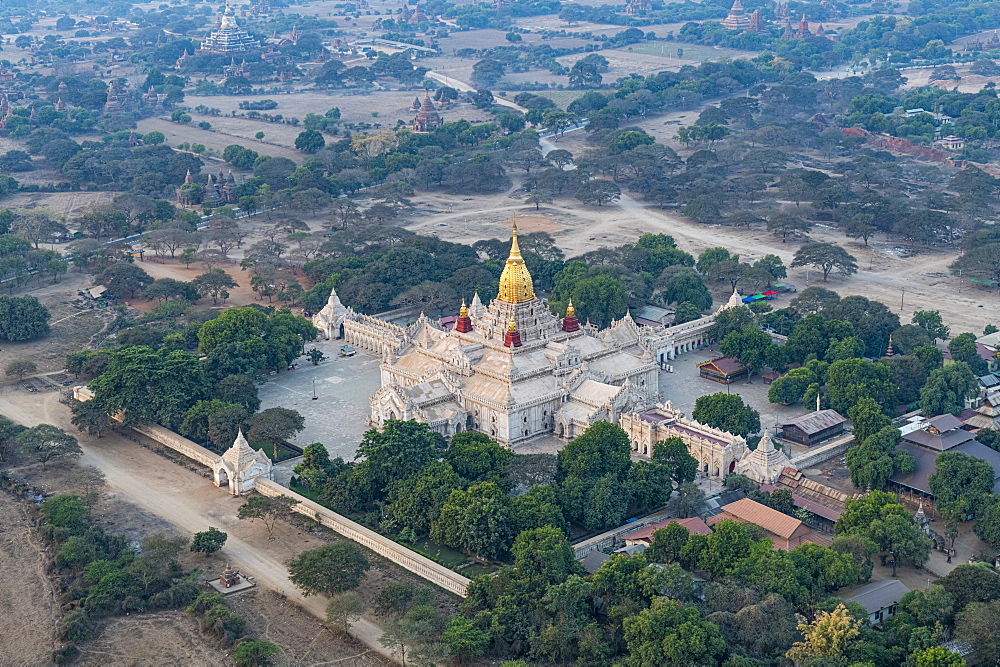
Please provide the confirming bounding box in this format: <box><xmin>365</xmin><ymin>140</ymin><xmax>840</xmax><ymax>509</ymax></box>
<box><xmin>497</xmin><ymin>221</ymin><xmax>536</xmax><ymax>303</ymax></box>
<box><xmin>566</xmin><ymin>299</ymin><xmax>575</xmax><ymax>318</ymax></box>
<box><xmin>459</xmin><ymin>299</ymin><xmax>468</xmax><ymax>318</ymax></box>
<box><xmin>508</xmin><ymin>317</ymin><xmax>517</xmax><ymax>332</ymax></box>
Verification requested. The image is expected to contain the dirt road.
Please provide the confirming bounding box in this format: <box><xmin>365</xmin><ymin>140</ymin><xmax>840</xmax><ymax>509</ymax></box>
<box><xmin>0</xmin><ymin>390</ymin><xmax>398</xmax><ymax>664</ymax></box>
<box><xmin>426</xmin><ymin>71</ymin><xmax>529</xmax><ymax>113</ymax></box>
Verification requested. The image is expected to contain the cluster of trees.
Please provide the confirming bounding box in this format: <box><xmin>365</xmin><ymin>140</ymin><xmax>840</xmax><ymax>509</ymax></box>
<box><xmin>292</xmin><ymin>420</ymin><xmax>695</xmax><ymax>561</ymax></box>
<box><xmin>69</xmin><ymin>306</ymin><xmax>315</xmax><ymax>459</ymax></box>
<box><xmin>38</xmin><ymin>494</ymin><xmax>201</xmax><ymax>663</ymax></box>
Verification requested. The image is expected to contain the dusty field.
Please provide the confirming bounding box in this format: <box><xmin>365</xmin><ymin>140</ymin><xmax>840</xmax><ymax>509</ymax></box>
<box><xmin>404</xmin><ymin>166</ymin><xmax>997</xmax><ymax>337</ymax></box>
<box><xmin>901</xmin><ymin>62</ymin><xmax>1000</xmax><ymax>93</ymax></box>
<box><xmin>1</xmin><ymin>191</ymin><xmax>114</xmax><ymax>220</ymax></box>
<box><xmin>0</xmin><ymin>389</ymin><xmax>455</xmax><ymax>664</ymax></box>
<box><xmin>227</xmin><ymin>589</ymin><xmax>389</xmax><ymax>667</ymax></box>
<box><xmin>0</xmin><ymin>491</ymin><xmax>60</xmax><ymax>665</ymax></box>
<box><xmin>1</xmin><ymin>270</ymin><xmax>112</xmax><ymax>374</ymax></box>
<box><xmin>77</xmin><ymin>612</ymin><xmax>231</xmax><ymax>666</ymax></box>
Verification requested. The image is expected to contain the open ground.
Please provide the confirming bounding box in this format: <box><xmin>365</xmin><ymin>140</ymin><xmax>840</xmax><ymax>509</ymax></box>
<box><xmin>0</xmin><ymin>387</ymin><xmax>432</xmax><ymax>664</ymax></box>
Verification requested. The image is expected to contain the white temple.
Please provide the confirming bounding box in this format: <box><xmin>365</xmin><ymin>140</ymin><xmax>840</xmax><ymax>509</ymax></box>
<box><xmin>313</xmin><ymin>224</ymin><xmax>752</xmax><ymax>448</ymax></box>
<box><xmin>212</xmin><ymin>429</ymin><xmax>272</xmax><ymax>494</ymax></box>
<box><xmin>200</xmin><ymin>0</ymin><xmax>259</xmax><ymax>54</ymax></box>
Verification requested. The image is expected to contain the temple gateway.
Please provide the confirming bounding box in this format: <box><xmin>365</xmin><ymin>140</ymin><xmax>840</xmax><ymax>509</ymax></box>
<box><xmin>314</xmin><ymin>224</ymin><xmax>752</xmax><ymax>457</ymax></box>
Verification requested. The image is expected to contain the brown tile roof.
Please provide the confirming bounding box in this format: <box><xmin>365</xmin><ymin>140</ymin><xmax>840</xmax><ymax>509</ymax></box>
<box><xmin>626</xmin><ymin>517</ymin><xmax>712</xmax><ymax>542</ymax></box>
<box><xmin>716</xmin><ymin>498</ymin><xmax>804</xmax><ymax>539</ymax></box>
<box><xmin>698</xmin><ymin>357</ymin><xmax>745</xmax><ymax>375</ymax></box>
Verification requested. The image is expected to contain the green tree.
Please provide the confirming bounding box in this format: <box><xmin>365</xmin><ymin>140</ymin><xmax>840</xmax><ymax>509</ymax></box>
<box><xmin>848</xmin><ymin>397</ymin><xmax>892</xmax><ymax>445</ymax></box>
<box><xmin>974</xmin><ymin>497</ymin><xmax>1000</xmax><ymax>545</ymax></box>
<box><xmin>237</xmin><ymin>495</ymin><xmax>297</xmax><ymax>540</ymax></box>
<box><xmin>929</xmin><ymin>451</ymin><xmax>995</xmax><ymax>519</ymax></box>
<box><xmin>191</xmin><ymin>527</ymin><xmax>228</xmax><ymax>556</ymax></box>
<box><xmin>523</xmin><ymin>189</ymin><xmax>552</xmax><ymax>211</ymax></box>
<box><xmin>245</xmin><ymin>407</ymin><xmax>304</xmax><ymax>461</ymax></box>
<box><xmin>786</xmin><ymin>604</ymin><xmax>861</xmax><ymax>662</ymax></box>
<box><xmin>707</xmin><ymin>306</ymin><xmax>756</xmax><ymax>342</ymax></box>
<box><xmin>719</xmin><ymin>327</ymin><xmax>782</xmax><ymax>379</ymax></box>
<box><xmin>920</xmin><ymin>362</ymin><xmax>978</xmax><ymax>417</ymax></box>
<box><xmin>446</xmin><ymin>431</ymin><xmax>514</xmax><ymax>484</ymax></box>
<box><xmin>97</xmin><ymin>263</ymin><xmax>154</xmax><ymax>299</ymax></box>
<box><xmin>192</xmin><ymin>269</ymin><xmax>238</xmax><ymax>305</ymax></box>
<box><xmin>672</xmin><ymin>301</ymin><xmax>703</xmax><ymax>324</ymax></box>
<box><xmin>231</xmin><ymin>640</ymin><xmax>279</xmax><ymax>667</ymax></box>
<box><xmin>692</xmin><ymin>394</ymin><xmax>761</xmax><ymax>437</ymax></box>
<box><xmin>835</xmin><ymin>490</ymin><xmax>931</xmax><ymax>569</ymax></box>
<box><xmin>622</xmin><ymin>597</ymin><xmax>726</xmax><ymax>666</ymax></box>
<box><xmin>15</xmin><ymin>424</ymin><xmax>82</xmax><ymax>470</ymax></box>
<box><xmin>844</xmin><ymin>426</ymin><xmax>902</xmax><ymax>490</ymax></box>
<box><xmin>956</xmin><ymin>599</ymin><xmax>1000</xmax><ymax>664</ymax></box>
<box><xmin>432</xmin><ymin>481</ymin><xmax>512</xmax><ymax>560</ymax></box>
<box><xmin>790</xmin><ymin>242</ymin><xmax>859</xmax><ymax>281</ymax></box>
<box><xmin>294</xmin><ymin>129</ymin><xmax>325</xmax><ymax>153</ymax></box>
<box><xmin>575</xmin><ymin>179</ymin><xmax>621</xmax><ymax>207</ymax></box>
<box><xmin>939</xmin><ymin>563</ymin><xmax>1000</xmax><ymax>609</ymax></box>
<box><xmin>912</xmin><ymin>310</ymin><xmax>950</xmax><ymax>342</ymax></box>
<box><xmin>289</xmin><ymin>542</ymin><xmax>370</xmax><ymax>595</ymax></box>
<box><xmin>441</xmin><ymin>615</ymin><xmax>489</xmax><ymax>663</ymax></box>
<box><xmin>768</xmin><ymin>367</ymin><xmax>818</xmax><ymax>405</ymax></box>
<box><xmin>825</xmin><ymin>358</ymin><xmax>896</xmax><ymax>415</ymax></box>
<box><xmin>909</xmin><ymin>646</ymin><xmax>965</xmax><ymax>667</ymax></box>
<box><xmin>948</xmin><ymin>333</ymin><xmax>988</xmax><ymax>376</ymax></box>
<box><xmin>326</xmin><ymin>592</ymin><xmax>365</xmax><ymax>634</ymax></box>
<box><xmin>90</xmin><ymin>346</ymin><xmax>211</xmax><ymax>427</ymax></box>
<box><xmin>661</xmin><ymin>269</ymin><xmax>712</xmax><ymax>311</ymax></box>
<box><xmin>352</xmin><ymin>420</ymin><xmax>446</xmax><ymax>501</ymax></box>
<box><xmin>385</xmin><ymin>461</ymin><xmax>463</xmax><ymax>535</ymax></box>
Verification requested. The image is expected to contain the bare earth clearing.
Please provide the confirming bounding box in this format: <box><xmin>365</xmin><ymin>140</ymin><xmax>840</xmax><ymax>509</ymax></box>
<box><xmin>0</xmin><ymin>389</ymin><xmax>428</xmax><ymax>665</ymax></box>
<box><xmin>0</xmin><ymin>491</ymin><xmax>60</xmax><ymax>665</ymax></box>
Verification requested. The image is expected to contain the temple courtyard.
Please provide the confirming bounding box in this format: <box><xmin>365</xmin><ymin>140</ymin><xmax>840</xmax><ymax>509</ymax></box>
<box><xmin>258</xmin><ymin>335</ymin><xmax>816</xmax><ymax>463</ymax></box>
<box><xmin>257</xmin><ymin>338</ymin><xmax>382</xmax><ymax>462</ymax></box>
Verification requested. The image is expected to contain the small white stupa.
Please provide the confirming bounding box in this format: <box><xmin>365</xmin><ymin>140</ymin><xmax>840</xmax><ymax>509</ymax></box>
<box><xmin>312</xmin><ymin>285</ymin><xmax>350</xmax><ymax>340</ymax></box>
<box><xmin>212</xmin><ymin>429</ymin><xmax>272</xmax><ymax>495</ymax></box>
<box><xmin>735</xmin><ymin>432</ymin><xmax>793</xmax><ymax>485</ymax></box>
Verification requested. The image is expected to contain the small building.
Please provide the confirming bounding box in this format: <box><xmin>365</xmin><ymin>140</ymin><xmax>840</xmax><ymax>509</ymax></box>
<box><xmin>412</xmin><ymin>89</ymin><xmax>442</xmax><ymax>133</ymax></box>
<box><xmin>697</xmin><ymin>357</ymin><xmax>748</xmax><ymax>384</ymax></box>
<box><xmin>845</xmin><ymin>579</ymin><xmax>911</xmax><ymax>626</ymax></box>
<box><xmin>579</xmin><ymin>550</ymin><xmax>610</xmax><ymax>574</ymax></box>
<box><xmin>779</xmin><ymin>409</ymin><xmax>847</xmax><ymax>446</ymax></box>
<box><xmin>211</xmin><ymin>429</ymin><xmax>273</xmax><ymax>495</ymax></box>
<box><xmin>623</xmin><ymin>517</ymin><xmax>712</xmax><ymax>547</ymax></box>
<box><xmin>965</xmin><ymin>390</ymin><xmax>1000</xmax><ymax>431</ymax></box>
<box><xmin>890</xmin><ymin>414</ymin><xmax>1000</xmax><ymax>505</ymax></box>
<box><xmin>633</xmin><ymin>304</ymin><xmax>673</xmax><ymax>328</ymax></box>
<box><xmin>935</xmin><ymin>135</ymin><xmax>965</xmax><ymax>150</ymax></box>
<box><xmin>767</xmin><ymin>467</ymin><xmax>863</xmax><ymax>530</ymax></box>
<box><xmin>707</xmin><ymin>497</ymin><xmax>829</xmax><ymax>550</ymax></box>
<box><xmin>734</xmin><ymin>433</ymin><xmax>792</xmax><ymax>485</ymax></box>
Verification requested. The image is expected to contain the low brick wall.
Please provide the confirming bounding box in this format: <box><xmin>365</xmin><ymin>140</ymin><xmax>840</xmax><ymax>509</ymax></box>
<box><xmin>131</xmin><ymin>423</ymin><xmax>218</xmax><ymax>467</ymax></box>
<box><xmin>255</xmin><ymin>479</ymin><xmax>470</xmax><ymax>598</ymax></box>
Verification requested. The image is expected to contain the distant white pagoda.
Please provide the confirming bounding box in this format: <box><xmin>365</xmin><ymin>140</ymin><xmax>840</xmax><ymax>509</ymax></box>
<box><xmin>200</xmin><ymin>0</ymin><xmax>259</xmax><ymax>55</ymax></box>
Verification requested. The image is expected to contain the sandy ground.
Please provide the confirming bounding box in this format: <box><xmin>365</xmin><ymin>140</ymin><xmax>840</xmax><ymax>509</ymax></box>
<box><xmin>76</xmin><ymin>611</ymin><xmax>232</xmax><ymax>666</ymax></box>
<box><xmin>0</xmin><ymin>389</ymin><xmax>410</xmax><ymax>664</ymax></box>
<box><xmin>406</xmin><ymin>175</ymin><xmax>997</xmax><ymax>335</ymax></box>
<box><xmin>0</xmin><ymin>491</ymin><xmax>61</xmax><ymax>665</ymax></box>
<box><xmin>1</xmin><ymin>270</ymin><xmax>113</xmax><ymax>374</ymax></box>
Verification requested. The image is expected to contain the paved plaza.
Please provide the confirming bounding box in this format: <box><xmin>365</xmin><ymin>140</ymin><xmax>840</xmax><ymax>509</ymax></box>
<box><xmin>258</xmin><ymin>339</ymin><xmax>382</xmax><ymax>462</ymax></box>
<box><xmin>659</xmin><ymin>347</ymin><xmax>814</xmax><ymax>454</ymax></box>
